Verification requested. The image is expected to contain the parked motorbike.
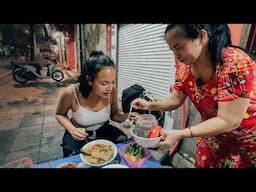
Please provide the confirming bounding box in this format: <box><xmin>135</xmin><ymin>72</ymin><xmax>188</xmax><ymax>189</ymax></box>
<box><xmin>11</xmin><ymin>56</ymin><xmax>64</xmax><ymax>84</ymax></box>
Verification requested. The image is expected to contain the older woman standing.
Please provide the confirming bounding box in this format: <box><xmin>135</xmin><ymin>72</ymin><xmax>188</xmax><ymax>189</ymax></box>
<box><xmin>132</xmin><ymin>24</ymin><xmax>256</xmax><ymax>168</ymax></box>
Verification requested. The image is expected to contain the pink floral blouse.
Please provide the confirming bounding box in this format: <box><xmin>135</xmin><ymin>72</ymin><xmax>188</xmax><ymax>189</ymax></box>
<box><xmin>173</xmin><ymin>47</ymin><xmax>256</xmax><ymax>129</ymax></box>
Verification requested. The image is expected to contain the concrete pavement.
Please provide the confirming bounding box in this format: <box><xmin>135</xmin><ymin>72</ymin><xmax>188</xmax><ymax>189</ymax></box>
<box><xmin>0</xmin><ymin>69</ymin><xmax>68</xmax><ymax>165</ymax></box>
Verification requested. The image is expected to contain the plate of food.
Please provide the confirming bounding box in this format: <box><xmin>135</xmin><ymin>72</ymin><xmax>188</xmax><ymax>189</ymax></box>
<box><xmin>56</xmin><ymin>162</ymin><xmax>77</xmax><ymax>168</ymax></box>
<box><xmin>80</xmin><ymin>139</ymin><xmax>118</xmax><ymax>168</ymax></box>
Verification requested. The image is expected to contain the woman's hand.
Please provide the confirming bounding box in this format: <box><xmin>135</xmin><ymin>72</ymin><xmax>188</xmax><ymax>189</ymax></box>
<box><xmin>131</xmin><ymin>98</ymin><xmax>150</xmax><ymax>110</ymax></box>
<box><xmin>128</xmin><ymin>112</ymin><xmax>139</xmax><ymax>121</ymax></box>
<box><xmin>157</xmin><ymin>129</ymin><xmax>182</xmax><ymax>148</ymax></box>
<box><xmin>70</xmin><ymin>128</ymin><xmax>88</xmax><ymax>141</ymax></box>
<box><xmin>120</xmin><ymin>112</ymin><xmax>139</xmax><ymax>129</ymax></box>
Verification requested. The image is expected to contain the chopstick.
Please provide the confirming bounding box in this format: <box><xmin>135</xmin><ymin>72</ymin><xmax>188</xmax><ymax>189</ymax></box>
<box><xmin>80</xmin><ymin>149</ymin><xmax>91</xmax><ymax>156</ymax></box>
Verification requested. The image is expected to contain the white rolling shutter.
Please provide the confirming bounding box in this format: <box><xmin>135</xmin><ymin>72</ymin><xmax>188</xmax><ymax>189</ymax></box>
<box><xmin>117</xmin><ymin>24</ymin><xmax>176</xmax><ymax>100</ymax></box>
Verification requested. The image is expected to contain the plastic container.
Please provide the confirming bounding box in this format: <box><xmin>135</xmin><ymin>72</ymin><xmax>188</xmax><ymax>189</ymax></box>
<box><xmin>119</xmin><ymin>142</ymin><xmax>151</xmax><ymax>168</ymax></box>
<box><xmin>135</xmin><ymin>114</ymin><xmax>157</xmax><ymax>130</ymax></box>
<box><xmin>1</xmin><ymin>157</ymin><xmax>33</xmax><ymax>168</ymax></box>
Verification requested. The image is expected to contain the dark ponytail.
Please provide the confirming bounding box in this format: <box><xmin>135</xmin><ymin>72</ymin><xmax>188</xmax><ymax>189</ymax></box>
<box><xmin>203</xmin><ymin>24</ymin><xmax>231</xmax><ymax>64</ymax></box>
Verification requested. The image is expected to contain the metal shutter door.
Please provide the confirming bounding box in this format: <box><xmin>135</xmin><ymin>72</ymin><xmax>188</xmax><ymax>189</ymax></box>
<box><xmin>117</xmin><ymin>24</ymin><xmax>176</xmax><ymax>100</ymax></box>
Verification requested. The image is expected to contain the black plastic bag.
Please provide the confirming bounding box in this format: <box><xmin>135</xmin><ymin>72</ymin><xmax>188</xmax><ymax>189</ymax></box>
<box><xmin>122</xmin><ymin>84</ymin><xmax>145</xmax><ymax>113</ymax></box>
<box><xmin>121</xmin><ymin>84</ymin><xmax>164</xmax><ymax>126</ymax></box>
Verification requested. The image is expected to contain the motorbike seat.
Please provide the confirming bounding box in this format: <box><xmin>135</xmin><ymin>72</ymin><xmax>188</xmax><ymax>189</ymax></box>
<box><xmin>22</xmin><ymin>60</ymin><xmax>41</xmax><ymax>67</ymax></box>
<box><xmin>11</xmin><ymin>60</ymin><xmax>42</xmax><ymax>73</ymax></box>
<box><xmin>11</xmin><ymin>60</ymin><xmax>27</xmax><ymax>65</ymax></box>
<box><xmin>11</xmin><ymin>60</ymin><xmax>40</xmax><ymax>65</ymax></box>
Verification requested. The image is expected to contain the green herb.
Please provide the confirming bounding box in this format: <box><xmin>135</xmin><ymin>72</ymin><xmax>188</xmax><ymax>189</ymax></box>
<box><xmin>111</xmin><ymin>160</ymin><xmax>120</xmax><ymax>164</ymax></box>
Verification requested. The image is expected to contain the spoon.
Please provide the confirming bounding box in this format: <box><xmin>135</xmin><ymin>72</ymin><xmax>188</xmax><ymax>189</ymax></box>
<box><xmin>128</xmin><ymin>104</ymin><xmax>133</xmax><ymax>116</ymax></box>
<box><xmin>122</xmin><ymin>105</ymin><xmax>134</xmax><ymax>128</ymax></box>
<box><xmin>127</xmin><ymin>104</ymin><xmax>135</xmax><ymax>123</ymax></box>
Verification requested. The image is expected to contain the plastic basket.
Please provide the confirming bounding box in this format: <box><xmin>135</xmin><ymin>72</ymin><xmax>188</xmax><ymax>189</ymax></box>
<box><xmin>119</xmin><ymin>142</ymin><xmax>151</xmax><ymax>168</ymax></box>
<box><xmin>1</xmin><ymin>157</ymin><xmax>33</xmax><ymax>168</ymax></box>
<box><xmin>131</xmin><ymin>127</ymin><xmax>162</xmax><ymax>148</ymax></box>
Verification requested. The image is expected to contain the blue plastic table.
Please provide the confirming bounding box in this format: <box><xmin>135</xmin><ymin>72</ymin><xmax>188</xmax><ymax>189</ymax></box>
<box><xmin>35</xmin><ymin>142</ymin><xmax>162</xmax><ymax>168</ymax></box>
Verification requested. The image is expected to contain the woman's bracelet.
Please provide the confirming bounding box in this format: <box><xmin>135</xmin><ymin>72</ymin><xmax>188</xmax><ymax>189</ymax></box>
<box><xmin>188</xmin><ymin>127</ymin><xmax>193</xmax><ymax>138</ymax></box>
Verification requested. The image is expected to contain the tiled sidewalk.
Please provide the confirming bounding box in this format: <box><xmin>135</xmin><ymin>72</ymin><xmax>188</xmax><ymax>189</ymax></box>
<box><xmin>0</xmin><ymin>76</ymin><xmax>67</xmax><ymax>165</ymax></box>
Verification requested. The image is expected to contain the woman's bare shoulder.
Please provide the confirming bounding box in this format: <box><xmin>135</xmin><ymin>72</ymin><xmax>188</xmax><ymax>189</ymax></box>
<box><xmin>60</xmin><ymin>84</ymin><xmax>76</xmax><ymax>98</ymax></box>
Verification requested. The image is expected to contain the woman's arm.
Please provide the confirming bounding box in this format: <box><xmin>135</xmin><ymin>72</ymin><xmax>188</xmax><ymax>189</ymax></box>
<box><xmin>150</xmin><ymin>90</ymin><xmax>186</xmax><ymax>111</ymax></box>
<box><xmin>186</xmin><ymin>97</ymin><xmax>250</xmax><ymax>137</ymax></box>
<box><xmin>55</xmin><ymin>87</ymin><xmax>77</xmax><ymax>134</ymax></box>
<box><xmin>55</xmin><ymin>86</ymin><xmax>87</xmax><ymax>140</ymax></box>
<box><xmin>160</xmin><ymin>97</ymin><xmax>250</xmax><ymax>147</ymax></box>
<box><xmin>132</xmin><ymin>90</ymin><xmax>186</xmax><ymax>112</ymax></box>
<box><xmin>110</xmin><ymin>87</ymin><xmax>128</xmax><ymax>123</ymax></box>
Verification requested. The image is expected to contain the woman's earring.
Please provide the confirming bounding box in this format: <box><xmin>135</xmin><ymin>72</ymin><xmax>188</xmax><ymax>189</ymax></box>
<box><xmin>86</xmin><ymin>75</ymin><xmax>92</xmax><ymax>86</ymax></box>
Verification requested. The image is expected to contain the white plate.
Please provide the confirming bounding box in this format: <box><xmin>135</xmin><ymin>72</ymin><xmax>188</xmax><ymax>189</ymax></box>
<box><xmin>102</xmin><ymin>164</ymin><xmax>129</xmax><ymax>168</ymax></box>
<box><xmin>77</xmin><ymin>162</ymin><xmax>91</xmax><ymax>168</ymax></box>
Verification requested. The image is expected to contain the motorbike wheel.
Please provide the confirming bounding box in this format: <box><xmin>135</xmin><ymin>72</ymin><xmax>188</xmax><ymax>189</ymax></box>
<box><xmin>13</xmin><ymin>68</ymin><xmax>29</xmax><ymax>84</ymax></box>
<box><xmin>51</xmin><ymin>70</ymin><xmax>64</xmax><ymax>82</ymax></box>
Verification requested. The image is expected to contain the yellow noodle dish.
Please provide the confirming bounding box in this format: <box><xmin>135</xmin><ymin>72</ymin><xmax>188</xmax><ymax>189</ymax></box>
<box><xmin>80</xmin><ymin>139</ymin><xmax>118</xmax><ymax>167</ymax></box>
